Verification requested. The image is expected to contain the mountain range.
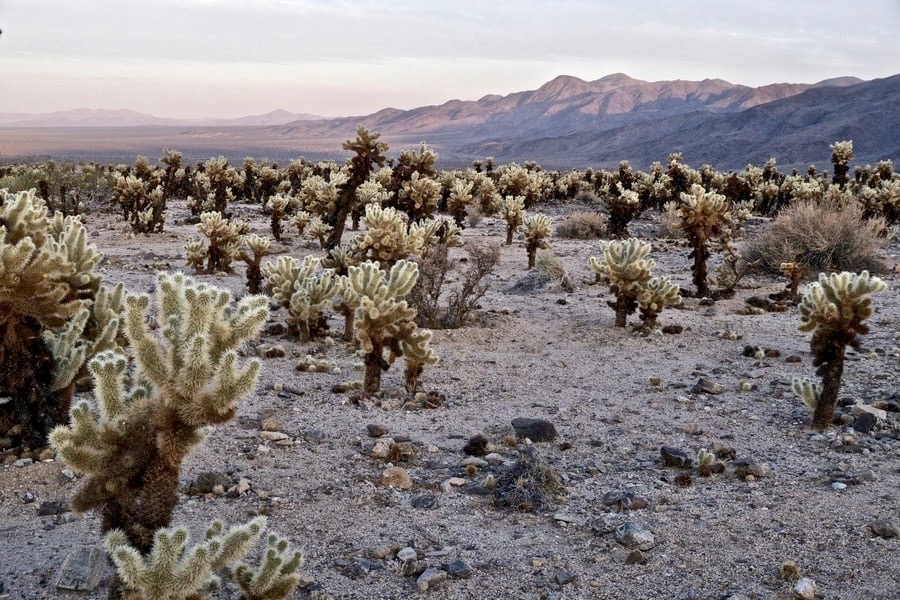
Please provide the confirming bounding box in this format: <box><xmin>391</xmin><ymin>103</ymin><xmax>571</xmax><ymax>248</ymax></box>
<box><xmin>0</xmin><ymin>108</ymin><xmax>321</xmax><ymax>128</ymax></box>
<box><xmin>2</xmin><ymin>73</ymin><xmax>897</xmax><ymax>170</ymax></box>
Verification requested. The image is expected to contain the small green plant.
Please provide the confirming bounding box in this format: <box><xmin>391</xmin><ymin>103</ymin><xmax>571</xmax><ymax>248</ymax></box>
<box><xmin>792</xmin><ymin>271</ymin><xmax>886</xmax><ymax>427</ymax></box>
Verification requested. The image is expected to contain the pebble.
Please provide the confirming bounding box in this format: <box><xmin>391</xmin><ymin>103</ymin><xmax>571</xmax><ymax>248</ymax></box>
<box><xmin>370</xmin><ymin>438</ymin><xmax>395</xmax><ymax>460</ymax></box>
<box><xmin>396</xmin><ymin>547</ymin><xmax>417</xmax><ymax>562</ymax></box>
<box><xmin>411</xmin><ymin>493</ymin><xmax>438</xmax><ymax>509</ymax></box>
<box><xmin>445</xmin><ymin>559</ymin><xmax>472</xmax><ymax>579</ymax></box>
<box><xmin>484</xmin><ymin>452</ymin><xmax>504</xmax><ymax>465</ymax></box>
<box><xmin>625</xmin><ymin>550</ymin><xmax>647</xmax><ymax>565</ymax></box>
<box><xmin>416</xmin><ymin>567</ymin><xmax>447</xmax><ymax>592</ymax></box>
<box><xmin>37</xmin><ymin>500</ymin><xmax>68</xmax><ymax>516</ymax></box>
<box><xmin>851</xmin><ymin>403</ymin><xmax>887</xmax><ymax>420</ymax></box>
<box><xmin>259</xmin><ymin>431</ymin><xmax>289</xmax><ymax>442</ymax></box>
<box><xmin>614</xmin><ymin>522</ymin><xmax>655</xmax><ymax>550</ymax></box>
<box><xmin>56</xmin><ymin>546</ymin><xmax>104</xmax><ymax>591</ymax></box>
<box><xmin>22</xmin><ymin>491</ymin><xmax>35</xmax><ymax>503</ymax></box>
<box><xmin>554</xmin><ymin>570</ymin><xmax>578</xmax><ymax>585</ymax></box>
<box><xmin>228</xmin><ymin>478</ymin><xmax>252</xmax><ymax>496</ymax></box>
<box><xmin>191</xmin><ymin>471</ymin><xmax>231</xmax><ymax>494</ymax></box>
<box><xmin>792</xmin><ymin>577</ymin><xmax>816</xmax><ymax>600</ymax></box>
<box><xmin>660</xmin><ymin>446</ymin><xmax>693</xmax><ymax>468</ymax></box>
<box><xmin>869</xmin><ymin>517</ymin><xmax>900</xmax><ymax>538</ymax></box>
<box><xmin>460</xmin><ymin>457</ymin><xmax>488</xmax><ymax>468</ymax></box>
<box><xmin>367</xmin><ymin>423</ymin><xmax>389</xmax><ymax>438</ymax></box>
<box><xmin>13</xmin><ymin>458</ymin><xmax>33</xmax><ymax>468</ymax></box>
<box><xmin>831</xmin><ymin>482</ymin><xmax>847</xmax><ymax>491</ymax></box>
<box><xmin>511</xmin><ymin>418</ymin><xmax>557</xmax><ymax>442</ymax></box>
<box><xmin>380</xmin><ymin>467</ymin><xmax>413</xmax><ymax>489</ymax></box>
<box><xmin>692</xmin><ymin>378</ymin><xmax>724</xmax><ymax>395</ymax></box>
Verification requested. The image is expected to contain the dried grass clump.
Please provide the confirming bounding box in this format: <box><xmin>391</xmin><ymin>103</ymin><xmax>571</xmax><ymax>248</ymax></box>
<box><xmin>555</xmin><ymin>211</ymin><xmax>608</xmax><ymax>239</ymax></box>
<box><xmin>742</xmin><ymin>197</ymin><xmax>886</xmax><ymax>275</ymax></box>
<box><xmin>492</xmin><ymin>448</ymin><xmax>564</xmax><ymax>512</ymax></box>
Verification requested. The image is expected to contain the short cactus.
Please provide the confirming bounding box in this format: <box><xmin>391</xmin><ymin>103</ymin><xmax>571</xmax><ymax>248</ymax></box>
<box><xmin>185</xmin><ymin>211</ymin><xmax>247</xmax><ymax>273</ymax></box>
<box><xmin>239</xmin><ymin>234</ymin><xmax>274</xmax><ymax>294</ymax></box>
<box><xmin>522</xmin><ymin>213</ymin><xmax>552</xmax><ymax>269</ymax></box>
<box><xmin>792</xmin><ymin>270</ymin><xmax>886</xmax><ymax>427</ymax></box>
<box><xmin>589</xmin><ymin>238</ymin><xmax>653</xmax><ymax>327</ymax></box>
<box><xmin>606</xmin><ymin>183</ymin><xmax>641</xmax><ymax>238</ymax></box>
<box><xmin>637</xmin><ymin>275</ymin><xmax>682</xmax><ymax>332</ymax></box>
<box><xmin>501</xmin><ymin>195</ymin><xmax>525</xmax><ymax>245</ymax></box>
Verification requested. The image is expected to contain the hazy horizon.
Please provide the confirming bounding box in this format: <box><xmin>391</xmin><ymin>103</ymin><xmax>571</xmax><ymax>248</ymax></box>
<box><xmin>2</xmin><ymin>0</ymin><xmax>899</xmax><ymax>120</ymax></box>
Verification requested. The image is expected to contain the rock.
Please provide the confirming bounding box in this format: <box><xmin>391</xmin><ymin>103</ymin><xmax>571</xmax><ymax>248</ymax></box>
<box><xmin>661</xmin><ymin>324</ymin><xmax>683</xmax><ymax>334</ymax></box>
<box><xmin>554</xmin><ymin>570</ymin><xmax>578</xmax><ymax>585</ymax></box>
<box><xmin>792</xmin><ymin>577</ymin><xmax>816</xmax><ymax>600</ymax></box>
<box><xmin>227</xmin><ymin>478</ymin><xmax>252</xmax><ymax>496</ymax></box>
<box><xmin>367</xmin><ymin>423</ymin><xmax>389</xmax><ymax>438</ymax></box>
<box><xmin>625</xmin><ymin>550</ymin><xmax>647</xmax><ymax>565</ymax></box>
<box><xmin>302</xmin><ymin>429</ymin><xmax>326</xmax><ymax>443</ymax></box>
<box><xmin>506</xmin><ymin>270</ymin><xmax>550</xmax><ymax>295</ymax></box>
<box><xmin>37</xmin><ymin>501</ymin><xmax>68</xmax><ymax>516</ymax></box>
<box><xmin>260</xmin><ymin>417</ymin><xmax>282</xmax><ymax>431</ymax></box>
<box><xmin>511</xmin><ymin>418</ymin><xmax>557</xmax><ymax>442</ymax></box>
<box><xmin>56</xmin><ymin>546</ymin><xmax>105</xmax><ymax>591</ymax></box>
<box><xmin>416</xmin><ymin>567</ymin><xmax>447</xmax><ymax>592</ymax></box>
<box><xmin>22</xmin><ymin>491</ymin><xmax>35</xmax><ymax>503</ymax></box>
<box><xmin>484</xmin><ymin>452</ymin><xmax>504</xmax><ymax>465</ymax></box>
<box><xmin>411</xmin><ymin>493</ymin><xmax>438</xmax><ymax>509</ymax></box>
<box><xmin>692</xmin><ymin>378</ymin><xmax>724</xmax><ymax>395</ymax></box>
<box><xmin>396</xmin><ymin>547</ymin><xmax>417</xmax><ymax>562</ymax></box>
<box><xmin>869</xmin><ymin>517</ymin><xmax>900</xmax><ymax>538</ymax></box>
<box><xmin>191</xmin><ymin>471</ymin><xmax>231</xmax><ymax>494</ymax></box>
<box><xmin>463</xmin><ymin>434</ymin><xmax>490</xmax><ymax>456</ymax></box>
<box><xmin>660</xmin><ymin>446</ymin><xmax>693</xmax><ymax>468</ymax></box>
<box><xmin>731</xmin><ymin>457</ymin><xmax>771</xmax><ymax>479</ymax></box>
<box><xmin>461</xmin><ymin>457</ymin><xmax>488</xmax><ymax>468</ymax></box>
<box><xmin>379</xmin><ymin>467</ymin><xmax>413</xmax><ymax>489</ymax></box>
<box><xmin>445</xmin><ymin>559</ymin><xmax>472</xmax><ymax>579</ymax></box>
<box><xmin>831</xmin><ymin>482</ymin><xmax>847</xmax><ymax>491</ymax></box>
<box><xmin>257</xmin><ymin>343</ymin><xmax>286</xmax><ymax>358</ymax></box>
<box><xmin>12</xmin><ymin>458</ymin><xmax>33</xmax><ymax>468</ymax></box>
<box><xmin>260</xmin><ymin>431</ymin><xmax>289</xmax><ymax>442</ymax></box>
<box><xmin>614</xmin><ymin>522</ymin><xmax>655</xmax><ymax>550</ymax></box>
<box><xmin>785</xmin><ymin>355</ymin><xmax>802</xmax><ymax>363</ymax></box>
<box><xmin>851</xmin><ymin>403</ymin><xmax>887</xmax><ymax>420</ymax></box>
<box><xmin>370</xmin><ymin>438</ymin><xmax>395</xmax><ymax>460</ymax></box>
<box><xmin>370</xmin><ymin>546</ymin><xmax>393</xmax><ymax>559</ymax></box>
<box><xmin>852</xmin><ymin>412</ymin><xmax>877</xmax><ymax>433</ymax></box>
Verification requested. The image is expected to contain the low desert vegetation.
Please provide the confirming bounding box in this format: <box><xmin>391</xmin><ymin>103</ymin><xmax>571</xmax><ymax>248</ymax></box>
<box><xmin>0</xmin><ymin>134</ymin><xmax>896</xmax><ymax>598</ymax></box>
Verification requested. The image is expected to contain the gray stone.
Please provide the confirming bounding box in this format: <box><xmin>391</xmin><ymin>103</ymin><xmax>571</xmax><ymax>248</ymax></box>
<box><xmin>554</xmin><ymin>570</ymin><xmax>578</xmax><ymax>585</ymax></box>
<box><xmin>37</xmin><ymin>500</ymin><xmax>68</xmax><ymax>516</ymax></box>
<box><xmin>367</xmin><ymin>423</ymin><xmax>389</xmax><ymax>437</ymax></box>
<box><xmin>511</xmin><ymin>418</ymin><xmax>557</xmax><ymax>442</ymax></box>
<box><xmin>614</xmin><ymin>522</ymin><xmax>655</xmax><ymax>550</ymax></box>
<box><xmin>191</xmin><ymin>471</ymin><xmax>231</xmax><ymax>494</ymax></box>
<box><xmin>660</xmin><ymin>446</ymin><xmax>693</xmax><ymax>468</ymax></box>
<box><xmin>851</xmin><ymin>404</ymin><xmax>887</xmax><ymax>420</ymax></box>
<box><xmin>56</xmin><ymin>546</ymin><xmax>105</xmax><ymax>591</ymax></box>
<box><xmin>445</xmin><ymin>559</ymin><xmax>472</xmax><ymax>579</ymax></box>
<box><xmin>411</xmin><ymin>493</ymin><xmax>438</xmax><ymax>509</ymax></box>
<box><xmin>396</xmin><ymin>547</ymin><xmax>417</xmax><ymax>562</ymax></box>
<box><xmin>416</xmin><ymin>567</ymin><xmax>448</xmax><ymax>592</ymax></box>
<box><xmin>12</xmin><ymin>458</ymin><xmax>33</xmax><ymax>468</ymax></box>
<box><xmin>870</xmin><ymin>517</ymin><xmax>900</xmax><ymax>539</ymax></box>
<box><xmin>460</xmin><ymin>457</ymin><xmax>488</xmax><ymax>468</ymax></box>
<box><xmin>792</xmin><ymin>577</ymin><xmax>816</xmax><ymax>600</ymax></box>
<box><xmin>692</xmin><ymin>378</ymin><xmax>724</xmax><ymax>395</ymax></box>
<box><xmin>852</xmin><ymin>412</ymin><xmax>877</xmax><ymax>433</ymax></box>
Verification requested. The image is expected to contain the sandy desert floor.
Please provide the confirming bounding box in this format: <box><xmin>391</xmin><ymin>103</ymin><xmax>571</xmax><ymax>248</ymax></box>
<box><xmin>0</xmin><ymin>198</ymin><xmax>897</xmax><ymax>600</ymax></box>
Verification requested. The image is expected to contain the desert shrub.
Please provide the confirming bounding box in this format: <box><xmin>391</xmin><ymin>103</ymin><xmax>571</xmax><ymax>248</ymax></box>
<box><xmin>409</xmin><ymin>242</ymin><xmax>500</xmax><ymax>329</ymax></box>
<box><xmin>492</xmin><ymin>448</ymin><xmax>564</xmax><ymax>512</ymax></box>
<box><xmin>742</xmin><ymin>197</ymin><xmax>886</xmax><ymax>275</ymax></box>
<box><xmin>555</xmin><ymin>211</ymin><xmax>607</xmax><ymax>239</ymax></box>
<box><xmin>534</xmin><ymin>251</ymin><xmax>574</xmax><ymax>292</ymax></box>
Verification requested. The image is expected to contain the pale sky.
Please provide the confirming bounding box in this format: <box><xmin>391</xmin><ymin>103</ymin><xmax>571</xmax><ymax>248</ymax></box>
<box><xmin>2</xmin><ymin>0</ymin><xmax>898</xmax><ymax>119</ymax></box>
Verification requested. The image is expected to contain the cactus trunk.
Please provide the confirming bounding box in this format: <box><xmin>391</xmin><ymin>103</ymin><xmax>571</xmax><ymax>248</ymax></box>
<box><xmin>363</xmin><ymin>349</ymin><xmax>385</xmax><ymax>396</ymax></box>
<box><xmin>813</xmin><ymin>347</ymin><xmax>844</xmax><ymax>428</ymax></box>
<box><xmin>690</xmin><ymin>235</ymin><xmax>710</xmax><ymax>298</ymax></box>
<box><xmin>506</xmin><ymin>226</ymin><xmax>514</xmax><ymax>245</ymax></box>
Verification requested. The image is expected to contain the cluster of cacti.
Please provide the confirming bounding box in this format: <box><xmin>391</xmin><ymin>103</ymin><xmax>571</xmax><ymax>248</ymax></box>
<box><xmin>792</xmin><ymin>271</ymin><xmax>886</xmax><ymax>427</ymax></box>
<box><xmin>496</xmin><ymin>163</ymin><xmax>547</xmax><ymax>208</ymax></box>
<box><xmin>522</xmin><ymin>213</ymin><xmax>552</xmax><ymax>269</ymax></box>
<box><xmin>113</xmin><ymin>166</ymin><xmax>168</xmax><ymax>234</ymax></box>
<box><xmin>589</xmin><ymin>238</ymin><xmax>681</xmax><ymax>330</ymax></box>
<box><xmin>0</xmin><ymin>189</ymin><xmax>122</xmax><ymax>451</ymax></box>
<box><xmin>189</xmin><ymin>156</ymin><xmax>245</xmax><ymax>215</ymax></box>
<box><xmin>263</xmin><ymin>255</ymin><xmax>340</xmax><ymax>340</ymax></box>
<box><xmin>185</xmin><ymin>211</ymin><xmax>248</xmax><ymax>273</ymax></box>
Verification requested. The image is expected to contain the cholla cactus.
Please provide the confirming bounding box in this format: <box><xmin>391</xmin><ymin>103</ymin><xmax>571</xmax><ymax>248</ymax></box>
<box><xmin>356</xmin><ymin>203</ymin><xmax>425</xmax><ymax>266</ymax></box>
<box><xmin>239</xmin><ymin>234</ymin><xmax>274</xmax><ymax>294</ymax></box>
<box><xmin>780</xmin><ymin>262</ymin><xmax>805</xmax><ymax>303</ymax></box>
<box><xmin>830</xmin><ymin>140</ymin><xmax>854</xmax><ymax>186</ymax></box>
<box><xmin>497</xmin><ymin>163</ymin><xmax>545</xmax><ymax>208</ymax></box>
<box><xmin>232</xmin><ymin>532</ymin><xmax>304</xmax><ymax>600</ymax></box>
<box><xmin>398</xmin><ymin>171</ymin><xmax>442</xmax><ymax>222</ymax></box>
<box><xmin>347</xmin><ymin>260</ymin><xmax>436</xmax><ymax>395</ymax></box>
<box><xmin>291</xmin><ymin>210</ymin><xmax>312</xmax><ymax>236</ymax></box>
<box><xmin>792</xmin><ymin>270</ymin><xmax>886</xmax><ymax>427</ymax></box>
<box><xmin>522</xmin><ymin>213</ymin><xmax>552</xmax><ymax>269</ymax></box>
<box><xmin>50</xmin><ymin>273</ymin><xmax>269</xmax><ymax>552</ymax></box>
<box><xmin>104</xmin><ymin>517</ymin><xmax>266</xmax><ymax>600</ymax></box>
<box><xmin>192</xmin><ymin>156</ymin><xmax>245</xmax><ymax>214</ymax></box>
<box><xmin>637</xmin><ymin>275</ymin><xmax>681</xmax><ymax>332</ymax></box>
<box><xmin>287</xmin><ymin>266</ymin><xmax>341</xmax><ymax>341</ymax></box>
<box><xmin>113</xmin><ymin>173</ymin><xmax>168</xmax><ymax>233</ymax></box>
<box><xmin>265</xmin><ymin>193</ymin><xmax>291</xmax><ymax>241</ymax></box>
<box><xmin>353</xmin><ymin>179</ymin><xmax>392</xmax><ymax>229</ymax></box>
<box><xmin>185</xmin><ymin>211</ymin><xmax>247</xmax><ymax>273</ymax></box>
<box><xmin>675</xmin><ymin>184</ymin><xmax>733</xmax><ymax>297</ymax></box>
<box><xmin>0</xmin><ymin>189</ymin><xmax>105</xmax><ymax>450</ymax></box>
<box><xmin>589</xmin><ymin>238</ymin><xmax>654</xmax><ymax>327</ymax></box>
<box><xmin>607</xmin><ymin>183</ymin><xmax>642</xmax><ymax>238</ymax></box>
<box><xmin>307</xmin><ymin>216</ymin><xmax>333</xmax><ymax>249</ymax></box>
<box><xmin>447</xmin><ymin>178</ymin><xmax>475</xmax><ymax>226</ymax></box>
<box><xmin>501</xmin><ymin>195</ymin><xmax>526</xmax><ymax>245</ymax></box>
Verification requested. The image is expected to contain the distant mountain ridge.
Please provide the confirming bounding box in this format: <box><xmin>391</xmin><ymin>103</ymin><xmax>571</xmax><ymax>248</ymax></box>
<box><xmin>0</xmin><ymin>108</ymin><xmax>321</xmax><ymax>128</ymax></box>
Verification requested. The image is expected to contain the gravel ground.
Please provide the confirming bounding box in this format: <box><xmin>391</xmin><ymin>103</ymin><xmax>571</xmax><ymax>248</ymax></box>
<box><xmin>1</xmin><ymin>200</ymin><xmax>897</xmax><ymax>600</ymax></box>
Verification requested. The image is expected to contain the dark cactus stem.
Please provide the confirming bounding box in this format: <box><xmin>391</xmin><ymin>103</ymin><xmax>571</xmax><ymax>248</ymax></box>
<box><xmin>690</xmin><ymin>235</ymin><xmax>710</xmax><ymax>298</ymax></box>
<box><xmin>608</xmin><ymin>288</ymin><xmax>637</xmax><ymax>328</ymax></box>
<box><xmin>363</xmin><ymin>347</ymin><xmax>387</xmax><ymax>396</ymax></box>
<box><xmin>505</xmin><ymin>225</ymin><xmax>515</xmax><ymax>246</ymax></box>
<box><xmin>246</xmin><ymin>264</ymin><xmax>262</xmax><ymax>295</ymax></box>
<box><xmin>813</xmin><ymin>349</ymin><xmax>844</xmax><ymax>427</ymax></box>
<box><xmin>270</xmin><ymin>215</ymin><xmax>282</xmax><ymax>242</ymax></box>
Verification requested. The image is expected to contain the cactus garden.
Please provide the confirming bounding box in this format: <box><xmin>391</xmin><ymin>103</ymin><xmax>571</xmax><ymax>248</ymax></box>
<box><xmin>0</xmin><ymin>142</ymin><xmax>898</xmax><ymax>599</ymax></box>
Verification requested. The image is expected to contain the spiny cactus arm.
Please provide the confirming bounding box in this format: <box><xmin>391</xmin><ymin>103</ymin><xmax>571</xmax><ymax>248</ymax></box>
<box><xmin>0</xmin><ymin>188</ymin><xmax>51</xmax><ymax>245</ymax></box>
<box><xmin>86</xmin><ymin>283</ymin><xmax>128</xmax><ymax>357</ymax></box>
<box><xmin>386</xmin><ymin>259</ymin><xmax>419</xmax><ymax>298</ymax></box>
<box><xmin>207</xmin><ymin>517</ymin><xmax>268</xmax><ymax>570</ymax></box>
<box><xmin>43</xmin><ymin>307</ymin><xmax>89</xmax><ymax>392</ymax></box>
<box><xmin>124</xmin><ymin>294</ymin><xmax>171</xmax><ymax>390</ymax></box>
<box><xmin>184</xmin><ymin>238</ymin><xmax>206</xmax><ymax>272</ymax></box>
<box><xmin>48</xmin><ymin>401</ymin><xmax>107</xmax><ymax>474</ymax></box>
<box><xmin>798</xmin><ymin>271</ymin><xmax>886</xmax><ymax>333</ymax></box>
<box><xmin>179</xmin><ymin>352</ymin><xmax>261</xmax><ymax>427</ymax></box>
<box><xmin>792</xmin><ymin>378</ymin><xmax>822</xmax><ymax>410</ymax></box>
<box><xmin>399</xmin><ymin>327</ymin><xmax>437</xmax><ymax>366</ymax></box>
<box><xmin>232</xmin><ymin>533</ymin><xmax>303</xmax><ymax>600</ymax></box>
<box><xmin>52</xmin><ymin>214</ymin><xmax>102</xmax><ymax>294</ymax></box>
<box><xmin>638</xmin><ymin>276</ymin><xmax>682</xmax><ymax>313</ymax></box>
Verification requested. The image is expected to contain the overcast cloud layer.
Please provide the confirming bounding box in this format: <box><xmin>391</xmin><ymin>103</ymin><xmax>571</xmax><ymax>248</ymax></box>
<box><xmin>2</xmin><ymin>0</ymin><xmax>898</xmax><ymax>118</ymax></box>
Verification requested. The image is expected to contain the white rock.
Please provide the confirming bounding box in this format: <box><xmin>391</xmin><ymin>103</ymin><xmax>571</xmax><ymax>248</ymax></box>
<box><xmin>260</xmin><ymin>431</ymin><xmax>289</xmax><ymax>442</ymax></box>
<box><xmin>792</xmin><ymin>577</ymin><xmax>816</xmax><ymax>600</ymax></box>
